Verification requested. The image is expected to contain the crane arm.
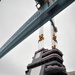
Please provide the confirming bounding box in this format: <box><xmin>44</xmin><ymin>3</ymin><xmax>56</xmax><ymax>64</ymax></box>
<box><xmin>0</xmin><ymin>0</ymin><xmax>74</xmax><ymax>58</ymax></box>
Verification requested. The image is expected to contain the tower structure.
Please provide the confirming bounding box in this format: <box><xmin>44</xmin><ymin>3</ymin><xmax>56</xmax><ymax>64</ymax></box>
<box><xmin>25</xmin><ymin>48</ymin><xmax>67</xmax><ymax>75</ymax></box>
<box><xmin>0</xmin><ymin>0</ymin><xmax>74</xmax><ymax>75</ymax></box>
<box><xmin>25</xmin><ymin>19</ymin><xmax>67</xmax><ymax>75</ymax></box>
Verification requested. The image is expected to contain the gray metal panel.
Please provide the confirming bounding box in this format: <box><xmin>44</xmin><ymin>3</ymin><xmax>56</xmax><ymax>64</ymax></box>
<box><xmin>0</xmin><ymin>0</ymin><xmax>74</xmax><ymax>58</ymax></box>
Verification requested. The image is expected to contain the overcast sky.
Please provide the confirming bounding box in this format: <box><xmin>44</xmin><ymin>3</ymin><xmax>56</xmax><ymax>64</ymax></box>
<box><xmin>0</xmin><ymin>0</ymin><xmax>75</xmax><ymax>75</ymax></box>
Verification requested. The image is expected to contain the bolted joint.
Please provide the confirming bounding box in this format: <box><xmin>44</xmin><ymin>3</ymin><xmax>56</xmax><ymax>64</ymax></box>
<box><xmin>52</xmin><ymin>45</ymin><xmax>56</xmax><ymax>49</ymax></box>
<box><xmin>54</xmin><ymin>27</ymin><xmax>58</xmax><ymax>33</ymax></box>
<box><xmin>38</xmin><ymin>34</ymin><xmax>44</xmax><ymax>42</ymax></box>
<box><xmin>52</xmin><ymin>34</ymin><xmax>57</xmax><ymax>42</ymax></box>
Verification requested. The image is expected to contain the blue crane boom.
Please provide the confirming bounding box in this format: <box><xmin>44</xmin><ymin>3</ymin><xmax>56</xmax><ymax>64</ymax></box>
<box><xmin>0</xmin><ymin>0</ymin><xmax>74</xmax><ymax>58</ymax></box>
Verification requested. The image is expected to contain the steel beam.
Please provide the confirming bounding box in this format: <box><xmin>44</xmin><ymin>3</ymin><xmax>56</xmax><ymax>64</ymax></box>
<box><xmin>0</xmin><ymin>0</ymin><xmax>74</xmax><ymax>58</ymax></box>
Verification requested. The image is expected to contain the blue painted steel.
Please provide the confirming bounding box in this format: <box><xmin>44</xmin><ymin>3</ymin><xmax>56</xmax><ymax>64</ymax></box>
<box><xmin>0</xmin><ymin>0</ymin><xmax>74</xmax><ymax>58</ymax></box>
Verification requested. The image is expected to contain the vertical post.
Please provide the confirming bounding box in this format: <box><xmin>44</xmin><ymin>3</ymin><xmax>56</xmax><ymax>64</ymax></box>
<box><xmin>38</xmin><ymin>26</ymin><xmax>44</xmax><ymax>50</ymax></box>
<box><xmin>50</xmin><ymin>19</ymin><xmax>58</xmax><ymax>49</ymax></box>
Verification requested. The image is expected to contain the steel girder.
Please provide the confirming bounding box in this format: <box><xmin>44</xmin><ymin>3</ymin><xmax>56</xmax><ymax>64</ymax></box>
<box><xmin>0</xmin><ymin>0</ymin><xmax>74</xmax><ymax>58</ymax></box>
